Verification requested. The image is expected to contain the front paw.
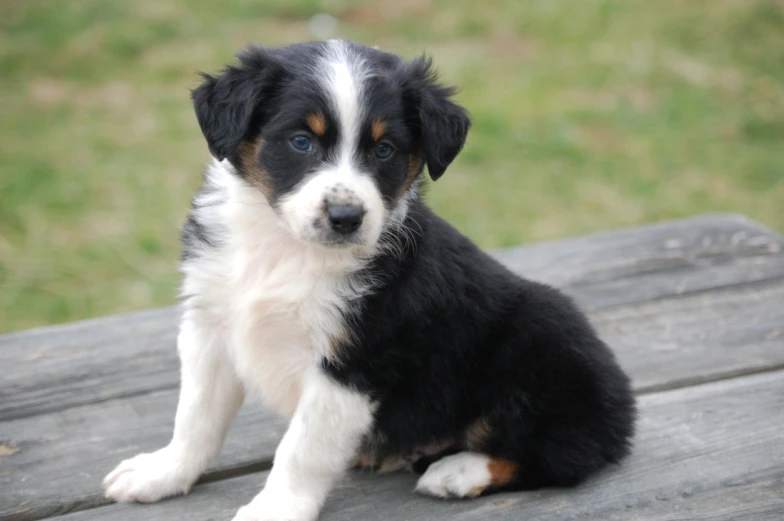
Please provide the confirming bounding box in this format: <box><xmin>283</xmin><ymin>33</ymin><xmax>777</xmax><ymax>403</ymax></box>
<box><xmin>103</xmin><ymin>446</ymin><xmax>198</xmax><ymax>503</ymax></box>
<box><xmin>231</xmin><ymin>488</ymin><xmax>319</xmax><ymax>521</ymax></box>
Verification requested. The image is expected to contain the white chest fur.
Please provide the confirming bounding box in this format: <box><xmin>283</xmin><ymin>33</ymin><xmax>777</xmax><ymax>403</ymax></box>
<box><xmin>180</xmin><ymin>161</ymin><xmax>370</xmax><ymax>417</ymax></box>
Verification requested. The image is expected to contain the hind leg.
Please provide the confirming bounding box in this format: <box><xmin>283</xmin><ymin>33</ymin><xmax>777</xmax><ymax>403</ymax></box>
<box><xmin>415</xmin><ymin>416</ymin><xmax>526</xmax><ymax>498</ymax></box>
<box><xmin>418</xmin><ymin>376</ymin><xmax>635</xmax><ymax>501</ymax></box>
<box><xmin>415</xmin><ymin>452</ymin><xmax>519</xmax><ymax>498</ymax></box>
<box><xmin>415</xmin><ymin>405</ymin><xmax>618</xmax><ymax>499</ymax></box>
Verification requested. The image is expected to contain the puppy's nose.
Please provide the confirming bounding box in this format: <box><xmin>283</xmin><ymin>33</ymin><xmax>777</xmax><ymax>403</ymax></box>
<box><xmin>327</xmin><ymin>204</ymin><xmax>364</xmax><ymax>235</ymax></box>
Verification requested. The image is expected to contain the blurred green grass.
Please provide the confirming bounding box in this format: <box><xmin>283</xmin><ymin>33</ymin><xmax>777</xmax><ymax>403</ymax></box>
<box><xmin>1</xmin><ymin>0</ymin><xmax>783</xmax><ymax>332</ymax></box>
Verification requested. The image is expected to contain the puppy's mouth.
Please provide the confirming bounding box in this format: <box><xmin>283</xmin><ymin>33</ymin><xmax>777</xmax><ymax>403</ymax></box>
<box><xmin>303</xmin><ymin>218</ymin><xmax>369</xmax><ymax>249</ymax></box>
<box><xmin>322</xmin><ymin>235</ymin><xmax>367</xmax><ymax>248</ymax></box>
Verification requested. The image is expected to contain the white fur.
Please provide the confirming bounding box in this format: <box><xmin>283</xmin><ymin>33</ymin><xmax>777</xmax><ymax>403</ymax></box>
<box><xmin>323</xmin><ymin>40</ymin><xmax>365</xmax><ymax>164</ymax></box>
<box><xmin>104</xmin><ymin>42</ymin><xmax>409</xmax><ymax>519</ymax></box>
<box><xmin>415</xmin><ymin>452</ymin><xmax>493</xmax><ymax>498</ymax></box>
<box><xmin>103</xmin><ymin>317</ymin><xmax>244</xmax><ymax>502</ymax></box>
<box><xmin>278</xmin><ymin>167</ymin><xmax>385</xmax><ymax>249</ymax></box>
<box><xmin>104</xmin><ymin>160</ymin><xmax>376</xmax><ymax>518</ymax></box>
<box><xmin>184</xmin><ymin>160</ymin><xmax>373</xmax><ymax>414</ymax></box>
<box><xmin>279</xmin><ymin>40</ymin><xmax>387</xmax><ymax>249</ymax></box>
<box><xmin>233</xmin><ymin>367</ymin><xmax>375</xmax><ymax>521</ymax></box>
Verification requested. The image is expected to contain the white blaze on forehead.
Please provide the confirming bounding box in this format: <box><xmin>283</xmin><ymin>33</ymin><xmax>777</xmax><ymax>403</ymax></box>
<box><xmin>276</xmin><ymin>41</ymin><xmax>390</xmax><ymax>250</ymax></box>
<box><xmin>321</xmin><ymin>40</ymin><xmax>366</xmax><ymax>166</ymax></box>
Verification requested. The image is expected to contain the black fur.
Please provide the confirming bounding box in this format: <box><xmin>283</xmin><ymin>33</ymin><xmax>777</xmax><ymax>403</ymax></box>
<box><xmin>191</xmin><ymin>42</ymin><xmax>471</xmax><ymax>204</ymax></box>
<box><xmin>402</xmin><ymin>56</ymin><xmax>471</xmax><ymax>181</ymax></box>
<box><xmin>190</xmin><ymin>40</ymin><xmax>635</xmax><ymax>492</ymax></box>
<box><xmin>180</xmin><ymin>175</ymin><xmax>226</xmax><ymax>262</ymax></box>
<box><xmin>191</xmin><ymin>46</ymin><xmax>285</xmax><ymax>161</ymax></box>
<box><xmin>180</xmin><ymin>214</ymin><xmax>211</xmax><ymax>262</ymax></box>
<box><xmin>324</xmin><ymin>201</ymin><xmax>635</xmax><ymax>489</ymax></box>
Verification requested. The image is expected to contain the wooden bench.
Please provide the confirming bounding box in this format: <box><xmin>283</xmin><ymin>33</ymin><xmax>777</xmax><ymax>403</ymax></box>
<box><xmin>2</xmin><ymin>213</ymin><xmax>783</xmax><ymax>521</ymax></box>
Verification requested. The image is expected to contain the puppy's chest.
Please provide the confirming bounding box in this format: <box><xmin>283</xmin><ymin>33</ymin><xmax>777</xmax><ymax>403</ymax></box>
<box><xmin>202</xmin><ymin>243</ymin><xmax>361</xmax><ymax>416</ymax></box>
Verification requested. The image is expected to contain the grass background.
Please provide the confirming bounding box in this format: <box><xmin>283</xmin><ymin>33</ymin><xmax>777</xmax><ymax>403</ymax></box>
<box><xmin>1</xmin><ymin>0</ymin><xmax>783</xmax><ymax>332</ymax></box>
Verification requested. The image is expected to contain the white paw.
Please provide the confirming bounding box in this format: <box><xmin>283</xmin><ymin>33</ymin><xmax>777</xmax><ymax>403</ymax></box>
<box><xmin>231</xmin><ymin>488</ymin><xmax>319</xmax><ymax>521</ymax></box>
<box><xmin>415</xmin><ymin>452</ymin><xmax>492</xmax><ymax>499</ymax></box>
<box><xmin>103</xmin><ymin>446</ymin><xmax>198</xmax><ymax>503</ymax></box>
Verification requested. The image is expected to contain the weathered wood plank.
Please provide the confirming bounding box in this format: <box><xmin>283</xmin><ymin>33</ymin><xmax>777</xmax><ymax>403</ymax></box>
<box><xmin>3</xmin><ymin>276</ymin><xmax>784</xmax><ymax>521</ymax></box>
<box><xmin>0</xmin><ymin>393</ymin><xmax>284</xmax><ymax>521</ymax></box>
<box><xmin>594</xmin><ymin>278</ymin><xmax>784</xmax><ymax>392</ymax></box>
<box><xmin>0</xmin><ymin>307</ymin><xmax>180</xmax><ymax>421</ymax></box>
<box><xmin>494</xmin><ymin>213</ymin><xmax>784</xmax><ymax>307</ymax></box>
<box><xmin>2</xmin><ymin>214</ymin><xmax>782</xmax><ymax>421</ymax></box>
<box><xmin>55</xmin><ymin>370</ymin><xmax>784</xmax><ymax>521</ymax></box>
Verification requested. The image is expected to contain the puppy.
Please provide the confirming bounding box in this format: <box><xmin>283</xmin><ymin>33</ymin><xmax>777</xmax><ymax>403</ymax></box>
<box><xmin>103</xmin><ymin>40</ymin><xmax>635</xmax><ymax>521</ymax></box>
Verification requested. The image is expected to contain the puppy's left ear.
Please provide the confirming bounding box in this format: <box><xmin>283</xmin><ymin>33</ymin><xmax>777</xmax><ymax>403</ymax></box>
<box><xmin>192</xmin><ymin>46</ymin><xmax>282</xmax><ymax>161</ymax></box>
<box><xmin>403</xmin><ymin>56</ymin><xmax>471</xmax><ymax>181</ymax></box>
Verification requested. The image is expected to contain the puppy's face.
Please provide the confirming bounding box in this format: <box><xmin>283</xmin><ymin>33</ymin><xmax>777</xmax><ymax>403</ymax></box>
<box><xmin>193</xmin><ymin>41</ymin><xmax>470</xmax><ymax>249</ymax></box>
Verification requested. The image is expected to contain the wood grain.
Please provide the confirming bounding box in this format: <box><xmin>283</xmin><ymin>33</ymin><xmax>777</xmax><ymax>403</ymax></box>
<box><xmin>2</xmin><ymin>214</ymin><xmax>782</xmax><ymax>421</ymax></box>
<box><xmin>594</xmin><ymin>277</ymin><xmax>784</xmax><ymax>392</ymax></box>
<box><xmin>493</xmin><ymin>213</ymin><xmax>784</xmax><ymax>308</ymax></box>
<box><xmin>0</xmin><ymin>392</ymin><xmax>283</xmax><ymax>520</ymax></box>
<box><xmin>3</xmin><ymin>272</ymin><xmax>783</xmax><ymax>520</ymax></box>
<box><xmin>0</xmin><ymin>307</ymin><xmax>180</xmax><ymax>421</ymax></box>
<box><xmin>56</xmin><ymin>370</ymin><xmax>784</xmax><ymax>521</ymax></box>
<box><xmin>2</xmin><ymin>214</ymin><xmax>783</xmax><ymax>521</ymax></box>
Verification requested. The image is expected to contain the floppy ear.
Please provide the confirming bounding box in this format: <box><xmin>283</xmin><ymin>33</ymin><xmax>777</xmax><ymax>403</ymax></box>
<box><xmin>192</xmin><ymin>46</ymin><xmax>281</xmax><ymax>161</ymax></box>
<box><xmin>403</xmin><ymin>56</ymin><xmax>471</xmax><ymax>181</ymax></box>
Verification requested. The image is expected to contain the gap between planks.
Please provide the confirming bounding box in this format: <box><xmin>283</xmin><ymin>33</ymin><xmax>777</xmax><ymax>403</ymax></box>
<box><xmin>3</xmin><ymin>214</ymin><xmax>783</xmax><ymax>520</ymax></box>
<box><xmin>7</xmin><ymin>365</ymin><xmax>783</xmax><ymax>521</ymax></box>
<box><xmin>4</xmin><ymin>273</ymin><xmax>784</xmax><ymax>520</ymax></box>
<box><xmin>3</xmin><ymin>213</ymin><xmax>783</xmax><ymax>422</ymax></box>
<box><xmin>52</xmin><ymin>368</ymin><xmax>784</xmax><ymax>521</ymax></box>
<box><xmin>15</xmin><ymin>273</ymin><xmax>784</xmax><ymax>421</ymax></box>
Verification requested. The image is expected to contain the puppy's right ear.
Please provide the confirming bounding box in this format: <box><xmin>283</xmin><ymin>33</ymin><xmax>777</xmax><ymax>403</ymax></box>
<box><xmin>192</xmin><ymin>46</ymin><xmax>282</xmax><ymax>161</ymax></box>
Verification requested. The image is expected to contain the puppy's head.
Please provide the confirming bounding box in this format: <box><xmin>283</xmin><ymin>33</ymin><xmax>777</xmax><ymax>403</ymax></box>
<box><xmin>192</xmin><ymin>40</ymin><xmax>470</xmax><ymax>249</ymax></box>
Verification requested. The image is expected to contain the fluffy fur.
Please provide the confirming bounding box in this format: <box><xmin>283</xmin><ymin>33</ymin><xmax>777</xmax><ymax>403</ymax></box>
<box><xmin>103</xmin><ymin>40</ymin><xmax>635</xmax><ymax>521</ymax></box>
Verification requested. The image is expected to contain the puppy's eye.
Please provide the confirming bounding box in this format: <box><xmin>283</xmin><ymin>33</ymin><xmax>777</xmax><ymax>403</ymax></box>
<box><xmin>290</xmin><ymin>135</ymin><xmax>313</xmax><ymax>152</ymax></box>
<box><xmin>375</xmin><ymin>142</ymin><xmax>394</xmax><ymax>160</ymax></box>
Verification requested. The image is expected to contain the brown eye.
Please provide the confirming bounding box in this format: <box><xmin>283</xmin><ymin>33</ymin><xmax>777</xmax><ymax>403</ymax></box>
<box><xmin>375</xmin><ymin>142</ymin><xmax>394</xmax><ymax>160</ymax></box>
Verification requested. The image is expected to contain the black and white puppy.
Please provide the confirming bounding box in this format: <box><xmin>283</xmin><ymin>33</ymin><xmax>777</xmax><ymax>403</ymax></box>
<box><xmin>103</xmin><ymin>40</ymin><xmax>635</xmax><ymax>521</ymax></box>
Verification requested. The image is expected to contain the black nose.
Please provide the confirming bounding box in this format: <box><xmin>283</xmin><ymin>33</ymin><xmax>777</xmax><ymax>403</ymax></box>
<box><xmin>327</xmin><ymin>204</ymin><xmax>364</xmax><ymax>235</ymax></box>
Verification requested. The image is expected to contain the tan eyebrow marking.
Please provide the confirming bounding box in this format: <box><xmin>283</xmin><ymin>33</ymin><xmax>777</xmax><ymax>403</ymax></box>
<box><xmin>306</xmin><ymin>112</ymin><xmax>327</xmax><ymax>136</ymax></box>
<box><xmin>371</xmin><ymin>119</ymin><xmax>387</xmax><ymax>141</ymax></box>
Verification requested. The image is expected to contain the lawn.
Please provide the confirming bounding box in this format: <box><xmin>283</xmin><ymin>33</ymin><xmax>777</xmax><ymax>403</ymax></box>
<box><xmin>1</xmin><ymin>0</ymin><xmax>783</xmax><ymax>332</ymax></box>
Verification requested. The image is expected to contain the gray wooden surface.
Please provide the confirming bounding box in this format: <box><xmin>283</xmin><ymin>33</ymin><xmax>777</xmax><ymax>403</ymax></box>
<box><xmin>58</xmin><ymin>371</ymin><xmax>784</xmax><ymax>521</ymax></box>
<box><xmin>2</xmin><ymin>214</ymin><xmax>783</xmax><ymax>521</ymax></box>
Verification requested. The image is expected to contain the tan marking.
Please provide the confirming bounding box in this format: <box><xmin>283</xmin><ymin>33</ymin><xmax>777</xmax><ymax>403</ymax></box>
<box><xmin>468</xmin><ymin>485</ymin><xmax>486</xmax><ymax>498</ymax></box>
<box><xmin>328</xmin><ymin>326</ymin><xmax>357</xmax><ymax>362</ymax></box>
<box><xmin>354</xmin><ymin>453</ymin><xmax>408</xmax><ymax>474</ymax></box>
<box><xmin>416</xmin><ymin>438</ymin><xmax>457</xmax><ymax>456</ymax></box>
<box><xmin>0</xmin><ymin>442</ymin><xmax>20</xmax><ymax>457</ymax></box>
<box><xmin>465</xmin><ymin>417</ymin><xmax>491</xmax><ymax>450</ymax></box>
<box><xmin>238</xmin><ymin>139</ymin><xmax>273</xmax><ymax>200</ymax></box>
<box><xmin>354</xmin><ymin>452</ymin><xmax>377</xmax><ymax>469</ymax></box>
<box><xmin>306</xmin><ymin>112</ymin><xmax>327</xmax><ymax>136</ymax></box>
<box><xmin>371</xmin><ymin>119</ymin><xmax>387</xmax><ymax>141</ymax></box>
<box><xmin>488</xmin><ymin>458</ymin><xmax>518</xmax><ymax>486</ymax></box>
<box><xmin>377</xmin><ymin>455</ymin><xmax>408</xmax><ymax>474</ymax></box>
